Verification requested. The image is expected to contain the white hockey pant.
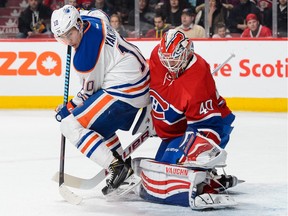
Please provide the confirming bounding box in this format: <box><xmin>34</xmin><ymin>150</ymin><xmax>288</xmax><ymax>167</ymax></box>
<box><xmin>60</xmin><ymin>115</ymin><xmax>114</xmax><ymax>168</ymax></box>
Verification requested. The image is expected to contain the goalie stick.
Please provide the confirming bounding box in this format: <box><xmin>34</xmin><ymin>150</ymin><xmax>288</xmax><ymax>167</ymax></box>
<box><xmin>212</xmin><ymin>53</ymin><xmax>235</xmax><ymax>75</ymax></box>
<box><xmin>52</xmin><ymin>126</ymin><xmax>150</xmax><ymax>190</ymax></box>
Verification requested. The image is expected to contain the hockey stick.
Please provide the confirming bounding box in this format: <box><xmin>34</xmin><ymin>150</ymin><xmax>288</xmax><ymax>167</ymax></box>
<box><xmin>212</xmin><ymin>53</ymin><xmax>235</xmax><ymax>75</ymax></box>
<box><xmin>57</xmin><ymin>46</ymin><xmax>83</xmax><ymax>205</ymax></box>
<box><xmin>52</xmin><ymin>126</ymin><xmax>151</xmax><ymax>190</ymax></box>
<box><xmin>59</xmin><ymin>45</ymin><xmax>72</xmax><ymax>185</ymax></box>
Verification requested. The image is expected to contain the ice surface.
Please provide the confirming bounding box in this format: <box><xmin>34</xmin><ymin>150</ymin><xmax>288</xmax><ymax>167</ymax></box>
<box><xmin>0</xmin><ymin>110</ymin><xmax>287</xmax><ymax>216</ymax></box>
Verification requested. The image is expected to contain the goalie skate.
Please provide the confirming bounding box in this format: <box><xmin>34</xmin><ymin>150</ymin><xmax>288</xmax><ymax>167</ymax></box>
<box><xmin>104</xmin><ymin>174</ymin><xmax>141</xmax><ymax>201</ymax></box>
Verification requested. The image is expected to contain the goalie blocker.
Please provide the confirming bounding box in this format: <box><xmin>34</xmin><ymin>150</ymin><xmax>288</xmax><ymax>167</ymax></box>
<box><xmin>132</xmin><ymin>132</ymin><xmax>238</xmax><ymax>210</ymax></box>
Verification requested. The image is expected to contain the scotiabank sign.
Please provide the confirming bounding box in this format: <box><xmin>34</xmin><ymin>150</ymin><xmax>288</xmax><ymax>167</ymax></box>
<box><xmin>212</xmin><ymin>58</ymin><xmax>287</xmax><ymax>78</ymax></box>
<box><xmin>0</xmin><ymin>39</ymin><xmax>287</xmax><ymax>98</ymax></box>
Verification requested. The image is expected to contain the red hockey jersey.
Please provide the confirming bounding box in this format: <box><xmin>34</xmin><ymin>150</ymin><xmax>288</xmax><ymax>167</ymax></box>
<box><xmin>241</xmin><ymin>25</ymin><xmax>272</xmax><ymax>38</ymax></box>
<box><xmin>149</xmin><ymin>45</ymin><xmax>232</xmax><ymax>144</ymax></box>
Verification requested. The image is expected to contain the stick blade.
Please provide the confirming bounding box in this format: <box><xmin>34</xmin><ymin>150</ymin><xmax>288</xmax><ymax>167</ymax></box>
<box><xmin>52</xmin><ymin>172</ymin><xmax>82</xmax><ymax>188</ymax></box>
<box><xmin>52</xmin><ymin>170</ymin><xmax>107</xmax><ymax>189</ymax></box>
<box><xmin>59</xmin><ymin>184</ymin><xmax>83</xmax><ymax>205</ymax></box>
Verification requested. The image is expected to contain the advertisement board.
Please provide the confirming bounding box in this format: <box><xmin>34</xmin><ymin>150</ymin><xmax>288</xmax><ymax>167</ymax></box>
<box><xmin>0</xmin><ymin>39</ymin><xmax>287</xmax><ymax>111</ymax></box>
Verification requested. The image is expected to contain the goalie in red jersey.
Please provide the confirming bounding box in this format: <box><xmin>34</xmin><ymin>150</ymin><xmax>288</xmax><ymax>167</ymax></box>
<box><xmin>134</xmin><ymin>29</ymin><xmax>241</xmax><ymax>210</ymax></box>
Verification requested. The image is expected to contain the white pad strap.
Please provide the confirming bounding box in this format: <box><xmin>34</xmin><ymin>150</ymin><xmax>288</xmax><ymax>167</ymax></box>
<box><xmin>140</xmin><ymin>159</ymin><xmax>192</xmax><ymax>177</ymax></box>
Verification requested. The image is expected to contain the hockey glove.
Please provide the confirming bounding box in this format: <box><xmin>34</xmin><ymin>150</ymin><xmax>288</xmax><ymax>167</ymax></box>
<box><xmin>55</xmin><ymin>100</ymin><xmax>76</xmax><ymax>122</ymax></box>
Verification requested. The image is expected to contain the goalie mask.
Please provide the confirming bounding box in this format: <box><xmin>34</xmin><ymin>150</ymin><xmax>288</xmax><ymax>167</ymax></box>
<box><xmin>51</xmin><ymin>5</ymin><xmax>83</xmax><ymax>44</ymax></box>
<box><xmin>158</xmin><ymin>30</ymin><xmax>194</xmax><ymax>79</ymax></box>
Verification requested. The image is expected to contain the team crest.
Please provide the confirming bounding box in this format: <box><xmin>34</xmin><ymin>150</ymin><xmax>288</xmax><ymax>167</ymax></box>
<box><xmin>150</xmin><ymin>89</ymin><xmax>185</xmax><ymax>125</ymax></box>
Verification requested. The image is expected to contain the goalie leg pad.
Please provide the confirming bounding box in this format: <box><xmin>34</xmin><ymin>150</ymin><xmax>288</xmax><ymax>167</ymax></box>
<box><xmin>138</xmin><ymin>159</ymin><xmax>237</xmax><ymax>210</ymax></box>
<box><xmin>138</xmin><ymin>159</ymin><xmax>200</xmax><ymax>207</ymax></box>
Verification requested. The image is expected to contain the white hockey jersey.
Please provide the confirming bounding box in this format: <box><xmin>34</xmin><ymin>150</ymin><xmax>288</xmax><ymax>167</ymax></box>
<box><xmin>71</xmin><ymin>10</ymin><xmax>150</xmax><ymax>108</ymax></box>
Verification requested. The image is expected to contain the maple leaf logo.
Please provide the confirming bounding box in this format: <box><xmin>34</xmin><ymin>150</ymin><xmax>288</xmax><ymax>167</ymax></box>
<box><xmin>42</xmin><ymin>56</ymin><xmax>57</xmax><ymax>72</ymax></box>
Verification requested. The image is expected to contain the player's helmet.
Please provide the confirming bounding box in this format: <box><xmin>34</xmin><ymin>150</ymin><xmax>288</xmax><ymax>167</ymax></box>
<box><xmin>158</xmin><ymin>30</ymin><xmax>194</xmax><ymax>78</ymax></box>
<box><xmin>51</xmin><ymin>5</ymin><xmax>82</xmax><ymax>38</ymax></box>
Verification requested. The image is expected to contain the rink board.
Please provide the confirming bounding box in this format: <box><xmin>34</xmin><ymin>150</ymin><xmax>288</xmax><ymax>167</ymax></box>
<box><xmin>0</xmin><ymin>38</ymin><xmax>287</xmax><ymax>112</ymax></box>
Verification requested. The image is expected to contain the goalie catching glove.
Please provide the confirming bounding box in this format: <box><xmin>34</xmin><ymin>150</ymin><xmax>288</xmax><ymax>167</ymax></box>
<box><xmin>55</xmin><ymin>100</ymin><xmax>76</xmax><ymax>122</ymax></box>
<box><xmin>178</xmin><ymin>129</ymin><xmax>227</xmax><ymax>168</ymax></box>
<box><xmin>157</xmin><ymin>128</ymin><xmax>227</xmax><ymax>169</ymax></box>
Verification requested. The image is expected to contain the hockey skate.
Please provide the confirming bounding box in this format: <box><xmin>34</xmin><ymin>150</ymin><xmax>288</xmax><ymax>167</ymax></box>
<box><xmin>102</xmin><ymin>153</ymin><xmax>141</xmax><ymax>199</ymax></box>
<box><xmin>208</xmin><ymin>169</ymin><xmax>244</xmax><ymax>193</ymax></box>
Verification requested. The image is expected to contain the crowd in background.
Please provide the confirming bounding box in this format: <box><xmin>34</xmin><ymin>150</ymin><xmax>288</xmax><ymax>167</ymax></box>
<box><xmin>0</xmin><ymin>0</ymin><xmax>287</xmax><ymax>38</ymax></box>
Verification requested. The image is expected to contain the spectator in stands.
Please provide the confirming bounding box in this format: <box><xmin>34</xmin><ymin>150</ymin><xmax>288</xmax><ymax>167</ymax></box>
<box><xmin>128</xmin><ymin>0</ymin><xmax>155</xmax><ymax>36</ymax></box>
<box><xmin>110</xmin><ymin>13</ymin><xmax>128</xmax><ymax>37</ymax></box>
<box><xmin>145</xmin><ymin>13</ymin><xmax>173</xmax><ymax>38</ymax></box>
<box><xmin>109</xmin><ymin>0</ymin><xmax>133</xmax><ymax>25</ymax></box>
<box><xmin>195</xmin><ymin>0</ymin><xmax>228</xmax><ymax>37</ymax></box>
<box><xmin>148</xmin><ymin>0</ymin><xmax>163</xmax><ymax>12</ymax></box>
<box><xmin>188</xmin><ymin>0</ymin><xmax>204</xmax><ymax>6</ymax></box>
<box><xmin>0</xmin><ymin>0</ymin><xmax>7</xmax><ymax>7</ymax></box>
<box><xmin>277</xmin><ymin>0</ymin><xmax>287</xmax><ymax>37</ymax></box>
<box><xmin>222</xmin><ymin>0</ymin><xmax>240</xmax><ymax>10</ymax></box>
<box><xmin>17</xmin><ymin>0</ymin><xmax>52</xmax><ymax>38</ymax></box>
<box><xmin>212</xmin><ymin>22</ymin><xmax>232</xmax><ymax>38</ymax></box>
<box><xmin>226</xmin><ymin>0</ymin><xmax>260</xmax><ymax>34</ymax></box>
<box><xmin>93</xmin><ymin>0</ymin><xmax>115</xmax><ymax>17</ymax></box>
<box><xmin>79</xmin><ymin>0</ymin><xmax>93</xmax><ymax>10</ymax></box>
<box><xmin>175</xmin><ymin>7</ymin><xmax>205</xmax><ymax>38</ymax></box>
<box><xmin>257</xmin><ymin>0</ymin><xmax>272</xmax><ymax>28</ymax></box>
<box><xmin>265</xmin><ymin>0</ymin><xmax>288</xmax><ymax>37</ymax></box>
<box><xmin>43</xmin><ymin>0</ymin><xmax>64</xmax><ymax>10</ymax></box>
<box><xmin>258</xmin><ymin>0</ymin><xmax>272</xmax><ymax>11</ymax></box>
<box><xmin>241</xmin><ymin>13</ymin><xmax>272</xmax><ymax>37</ymax></box>
<box><xmin>161</xmin><ymin>0</ymin><xmax>191</xmax><ymax>27</ymax></box>
<box><xmin>66</xmin><ymin>0</ymin><xmax>79</xmax><ymax>8</ymax></box>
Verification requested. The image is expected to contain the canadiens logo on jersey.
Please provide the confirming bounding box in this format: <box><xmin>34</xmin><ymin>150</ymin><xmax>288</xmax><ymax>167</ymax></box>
<box><xmin>150</xmin><ymin>89</ymin><xmax>185</xmax><ymax>125</ymax></box>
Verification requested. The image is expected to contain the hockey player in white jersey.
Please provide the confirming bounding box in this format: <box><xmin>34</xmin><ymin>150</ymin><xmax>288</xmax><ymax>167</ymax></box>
<box><xmin>51</xmin><ymin>5</ymin><xmax>150</xmax><ymax>195</ymax></box>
